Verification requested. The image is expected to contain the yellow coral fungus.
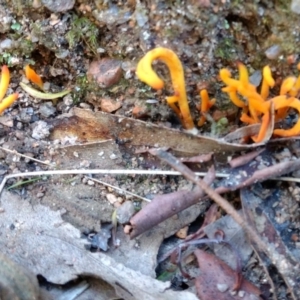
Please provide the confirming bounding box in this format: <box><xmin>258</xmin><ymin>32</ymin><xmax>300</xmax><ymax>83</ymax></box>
<box><xmin>198</xmin><ymin>89</ymin><xmax>215</xmax><ymax>126</ymax></box>
<box><xmin>0</xmin><ymin>66</ymin><xmax>18</xmax><ymax>115</ymax></box>
<box><xmin>261</xmin><ymin>65</ymin><xmax>275</xmax><ymax>100</ymax></box>
<box><xmin>136</xmin><ymin>47</ymin><xmax>196</xmax><ymax>132</ymax></box>
<box><xmin>0</xmin><ymin>65</ymin><xmax>10</xmax><ymax>101</ymax></box>
<box><xmin>218</xmin><ymin>62</ymin><xmax>300</xmax><ymax>141</ymax></box>
<box><xmin>25</xmin><ymin>65</ymin><xmax>44</xmax><ymax>90</ymax></box>
<box><xmin>273</xmin><ymin>97</ymin><xmax>300</xmax><ymax>137</ymax></box>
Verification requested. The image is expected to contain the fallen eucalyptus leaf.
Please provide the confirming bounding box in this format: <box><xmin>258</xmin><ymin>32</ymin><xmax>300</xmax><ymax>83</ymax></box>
<box><xmin>20</xmin><ymin>82</ymin><xmax>70</xmax><ymax>99</ymax></box>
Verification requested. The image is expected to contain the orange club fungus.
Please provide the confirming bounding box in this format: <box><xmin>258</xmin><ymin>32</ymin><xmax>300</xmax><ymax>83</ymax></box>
<box><xmin>216</xmin><ymin>62</ymin><xmax>300</xmax><ymax>142</ymax></box>
<box><xmin>25</xmin><ymin>65</ymin><xmax>44</xmax><ymax>90</ymax></box>
<box><xmin>136</xmin><ymin>47</ymin><xmax>198</xmax><ymax>133</ymax></box>
<box><xmin>0</xmin><ymin>65</ymin><xmax>18</xmax><ymax>115</ymax></box>
<box><xmin>135</xmin><ymin>47</ymin><xmax>300</xmax><ymax>142</ymax></box>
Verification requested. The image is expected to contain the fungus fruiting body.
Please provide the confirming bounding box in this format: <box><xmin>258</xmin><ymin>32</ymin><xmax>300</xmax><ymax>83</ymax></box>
<box><xmin>198</xmin><ymin>89</ymin><xmax>216</xmax><ymax>126</ymax></box>
<box><xmin>21</xmin><ymin>65</ymin><xmax>70</xmax><ymax>100</ymax></box>
<box><xmin>215</xmin><ymin>63</ymin><xmax>300</xmax><ymax>142</ymax></box>
<box><xmin>136</xmin><ymin>47</ymin><xmax>196</xmax><ymax>132</ymax></box>
<box><xmin>0</xmin><ymin>65</ymin><xmax>18</xmax><ymax>115</ymax></box>
<box><xmin>25</xmin><ymin>65</ymin><xmax>44</xmax><ymax>90</ymax></box>
<box><xmin>136</xmin><ymin>47</ymin><xmax>300</xmax><ymax>142</ymax></box>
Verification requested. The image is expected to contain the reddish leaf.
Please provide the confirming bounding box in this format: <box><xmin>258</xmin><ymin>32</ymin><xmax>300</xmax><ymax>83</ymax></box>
<box><xmin>194</xmin><ymin>249</ymin><xmax>262</xmax><ymax>300</ymax></box>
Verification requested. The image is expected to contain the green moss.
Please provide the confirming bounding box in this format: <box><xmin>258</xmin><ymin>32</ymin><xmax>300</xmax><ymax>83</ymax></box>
<box><xmin>73</xmin><ymin>74</ymin><xmax>90</xmax><ymax>104</ymax></box>
<box><xmin>214</xmin><ymin>37</ymin><xmax>236</xmax><ymax>61</ymax></box>
<box><xmin>66</xmin><ymin>15</ymin><xmax>99</xmax><ymax>55</ymax></box>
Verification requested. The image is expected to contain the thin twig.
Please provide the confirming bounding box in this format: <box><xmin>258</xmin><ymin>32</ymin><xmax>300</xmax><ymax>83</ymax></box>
<box><xmin>0</xmin><ymin>146</ymin><xmax>53</xmax><ymax>166</ymax></box>
<box><xmin>0</xmin><ymin>168</ymin><xmax>299</xmax><ymax>197</ymax></box>
<box><xmin>0</xmin><ymin>169</ymin><xmax>227</xmax><ymax>196</ymax></box>
<box><xmin>85</xmin><ymin>176</ymin><xmax>151</xmax><ymax>202</ymax></box>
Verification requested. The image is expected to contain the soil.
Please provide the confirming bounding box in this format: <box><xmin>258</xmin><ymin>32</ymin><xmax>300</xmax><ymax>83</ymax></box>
<box><xmin>0</xmin><ymin>1</ymin><xmax>300</xmax><ymax>299</ymax></box>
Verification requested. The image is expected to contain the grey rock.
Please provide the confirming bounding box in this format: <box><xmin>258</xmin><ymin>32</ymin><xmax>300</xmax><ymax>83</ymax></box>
<box><xmin>41</xmin><ymin>0</ymin><xmax>75</xmax><ymax>12</ymax></box>
<box><xmin>116</xmin><ymin>201</ymin><xmax>135</xmax><ymax>224</ymax></box>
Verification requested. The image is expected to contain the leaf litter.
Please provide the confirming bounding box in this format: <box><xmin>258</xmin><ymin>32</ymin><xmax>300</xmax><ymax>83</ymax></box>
<box><xmin>0</xmin><ymin>1</ymin><xmax>300</xmax><ymax>299</ymax></box>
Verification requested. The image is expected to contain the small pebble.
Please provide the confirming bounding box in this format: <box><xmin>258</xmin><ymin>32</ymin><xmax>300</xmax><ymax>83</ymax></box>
<box><xmin>63</xmin><ymin>94</ymin><xmax>73</xmax><ymax>106</ymax></box>
<box><xmin>175</xmin><ymin>226</ymin><xmax>188</xmax><ymax>239</ymax></box>
<box><xmin>106</xmin><ymin>193</ymin><xmax>118</xmax><ymax>204</ymax></box>
<box><xmin>0</xmin><ymin>115</ymin><xmax>13</xmax><ymax>127</ymax></box>
<box><xmin>238</xmin><ymin>290</ymin><xmax>245</xmax><ymax>297</ymax></box>
<box><xmin>0</xmin><ymin>38</ymin><xmax>13</xmax><ymax>50</ymax></box>
<box><xmin>265</xmin><ymin>44</ymin><xmax>281</xmax><ymax>60</ymax></box>
<box><xmin>87</xmin><ymin>58</ymin><xmax>123</xmax><ymax>88</ymax></box>
<box><xmin>109</xmin><ymin>153</ymin><xmax>118</xmax><ymax>160</ymax></box>
<box><xmin>100</xmin><ymin>98</ymin><xmax>122</xmax><ymax>113</ymax></box>
<box><xmin>217</xmin><ymin>283</ymin><xmax>229</xmax><ymax>292</ymax></box>
<box><xmin>116</xmin><ymin>201</ymin><xmax>135</xmax><ymax>224</ymax></box>
<box><xmin>31</xmin><ymin>121</ymin><xmax>51</xmax><ymax>140</ymax></box>
<box><xmin>41</xmin><ymin>0</ymin><xmax>75</xmax><ymax>12</ymax></box>
<box><xmin>291</xmin><ymin>0</ymin><xmax>300</xmax><ymax>13</ymax></box>
<box><xmin>39</xmin><ymin>102</ymin><xmax>56</xmax><ymax>117</ymax></box>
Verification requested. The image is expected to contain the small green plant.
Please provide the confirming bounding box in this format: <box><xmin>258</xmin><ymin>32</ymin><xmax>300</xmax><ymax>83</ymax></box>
<box><xmin>66</xmin><ymin>15</ymin><xmax>99</xmax><ymax>55</ymax></box>
<box><xmin>11</xmin><ymin>21</ymin><xmax>22</xmax><ymax>31</ymax></box>
<box><xmin>0</xmin><ymin>52</ymin><xmax>13</xmax><ymax>66</ymax></box>
<box><xmin>7</xmin><ymin>177</ymin><xmax>41</xmax><ymax>190</ymax></box>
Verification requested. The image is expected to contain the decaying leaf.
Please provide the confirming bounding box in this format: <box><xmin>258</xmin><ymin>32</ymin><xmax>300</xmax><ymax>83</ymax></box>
<box><xmin>241</xmin><ymin>187</ymin><xmax>300</xmax><ymax>300</ymax></box>
<box><xmin>194</xmin><ymin>249</ymin><xmax>262</xmax><ymax>300</ymax></box>
<box><xmin>50</xmin><ymin>108</ymin><xmax>265</xmax><ymax>162</ymax></box>
<box><xmin>51</xmin><ymin>140</ymin><xmax>123</xmax><ymax>169</ymax></box>
<box><xmin>185</xmin><ymin>203</ymin><xmax>219</xmax><ymax>241</ymax></box>
<box><xmin>0</xmin><ymin>190</ymin><xmax>198</xmax><ymax>300</ymax></box>
<box><xmin>0</xmin><ymin>252</ymin><xmax>40</xmax><ymax>300</ymax></box>
<box><xmin>204</xmin><ymin>212</ymin><xmax>253</xmax><ymax>270</ymax></box>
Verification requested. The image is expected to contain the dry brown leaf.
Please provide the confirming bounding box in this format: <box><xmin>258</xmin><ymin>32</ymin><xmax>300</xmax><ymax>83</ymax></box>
<box><xmin>194</xmin><ymin>249</ymin><xmax>262</xmax><ymax>300</ymax></box>
<box><xmin>204</xmin><ymin>212</ymin><xmax>253</xmax><ymax>270</ymax></box>
<box><xmin>52</xmin><ymin>140</ymin><xmax>123</xmax><ymax>169</ymax></box>
<box><xmin>50</xmin><ymin>108</ymin><xmax>264</xmax><ymax>162</ymax></box>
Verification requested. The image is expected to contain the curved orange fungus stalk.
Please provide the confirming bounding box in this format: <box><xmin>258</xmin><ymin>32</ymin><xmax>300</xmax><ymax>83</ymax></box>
<box><xmin>219</xmin><ymin>63</ymin><xmax>300</xmax><ymax>142</ymax></box>
<box><xmin>0</xmin><ymin>65</ymin><xmax>18</xmax><ymax>115</ymax></box>
<box><xmin>136</xmin><ymin>47</ymin><xmax>196</xmax><ymax>132</ymax></box>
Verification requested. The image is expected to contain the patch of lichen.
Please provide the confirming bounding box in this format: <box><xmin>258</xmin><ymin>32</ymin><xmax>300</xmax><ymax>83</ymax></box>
<box><xmin>66</xmin><ymin>14</ymin><xmax>99</xmax><ymax>55</ymax></box>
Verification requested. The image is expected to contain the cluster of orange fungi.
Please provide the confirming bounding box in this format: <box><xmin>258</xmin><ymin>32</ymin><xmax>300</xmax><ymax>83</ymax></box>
<box><xmin>136</xmin><ymin>47</ymin><xmax>300</xmax><ymax>143</ymax></box>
